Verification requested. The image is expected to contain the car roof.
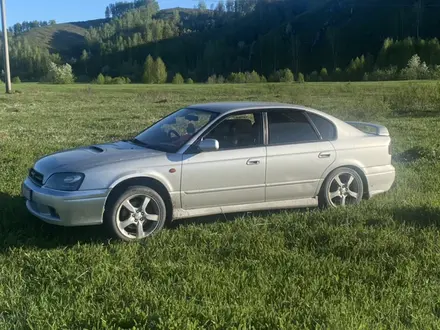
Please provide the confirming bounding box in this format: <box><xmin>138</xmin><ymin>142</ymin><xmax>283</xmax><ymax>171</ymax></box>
<box><xmin>187</xmin><ymin>102</ymin><xmax>310</xmax><ymax>114</ymax></box>
<box><xmin>186</xmin><ymin>102</ymin><xmax>369</xmax><ymax>138</ymax></box>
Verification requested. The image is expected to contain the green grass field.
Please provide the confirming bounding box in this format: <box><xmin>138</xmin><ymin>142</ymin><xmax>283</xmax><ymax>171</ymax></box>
<box><xmin>1</xmin><ymin>82</ymin><xmax>440</xmax><ymax>329</ymax></box>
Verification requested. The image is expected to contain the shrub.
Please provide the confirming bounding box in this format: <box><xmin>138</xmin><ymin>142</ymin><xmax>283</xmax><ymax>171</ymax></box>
<box><xmin>308</xmin><ymin>71</ymin><xmax>319</xmax><ymax>82</ymax></box>
<box><xmin>186</xmin><ymin>78</ymin><xmax>194</xmax><ymax>84</ymax></box>
<box><xmin>260</xmin><ymin>75</ymin><xmax>267</xmax><ymax>83</ymax></box>
<box><xmin>431</xmin><ymin>66</ymin><xmax>440</xmax><ymax>80</ymax></box>
<box><xmin>228</xmin><ymin>72</ymin><xmax>246</xmax><ymax>83</ymax></box>
<box><xmin>12</xmin><ymin>76</ymin><xmax>21</xmax><ymax>84</ymax></box>
<box><xmin>111</xmin><ymin>77</ymin><xmax>127</xmax><ymax>84</ymax></box>
<box><xmin>154</xmin><ymin>57</ymin><xmax>167</xmax><ymax>84</ymax></box>
<box><xmin>297</xmin><ymin>72</ymin><xmax>305</xmax><ymax>83</ymax></box>
<box><xmin>207</xmin><ymin>74</ymin><xmax>217</xmax><ymax>84</ymax></box>
<box><xmin>332</xmin><ymin>68</ymin><xmax>343</xmax><ymax>81</ymax></box>
<box><xmin>369</xmin><ymin>66</ymin><xmax>398</xmax><ymax>81</ymax></box>
<box><xmin>268</xmin><ymin>69</ymin><xmax>294</xmax><ymax>82</ymax></box>
<box><xmin>172</xmin><ymin>73</ymin><xmax>184</xmax><ymax>84</ymax></box>
<box><xmin>96</xmin><ymin>73</ymin><xmax>105</xmax><ymax>85</ymax></box>
<box><xmin>44</xmin><ymin>62</ymin><xmax>75</xmax><ymax>84</ymax></box>
<box><xmin>245</xmin><ymin>71</ymin><xmax>261</xmax><ymax>83</ymax></box>
<box><xmin>399</xmin><ymin>54</ymin><xmax>430</xmax><ymax>80</ymax></box>
<box><xmin>280</xmin><ymin>69</ymin><xmax>294</xmax><ymax>83</ymax></box>
<box><xmin>216</xmin><ymin>75</ymin><xmax>225</xmax><ymax>84</ymax></box>
<box><xmin>143</xmin><ymin>55</ymin><xmax>155</xmax><ymax>84</ymax></box>
<box><xmin>104</xmin><ymin>76</ymin><xmax>113</xmax><ymax>84</ymax></box>
<box><xmin>320</xmin><ymin>68</ymin><xmax>329</xmax><ymax>81</ymax></box>
<box><xmin>268</xmin><ymin>71</ymin><xmax>281</xmax><ymax>82</ymax></box>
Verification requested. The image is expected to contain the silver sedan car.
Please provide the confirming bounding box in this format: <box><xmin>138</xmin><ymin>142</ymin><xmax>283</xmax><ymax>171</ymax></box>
<box><xmin>22</xmin><ymin>102</ymin><xmax>395</xmax><ymax>241</ymax></box>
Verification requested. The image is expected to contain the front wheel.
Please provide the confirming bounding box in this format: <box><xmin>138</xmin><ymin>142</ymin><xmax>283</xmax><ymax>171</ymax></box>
<box><xmin>320</xmin><ymin>167</ymin><xmax>364</xmax><ymax>208</ymax></box>
<box><xmin>105</xmin><ymin>186</ymin><xmax>167</xmax><ymax>241</ymax></box>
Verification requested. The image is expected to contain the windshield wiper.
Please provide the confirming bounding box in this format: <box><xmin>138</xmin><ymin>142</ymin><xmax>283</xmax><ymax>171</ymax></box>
<box><xmin>126</xmin><ymin>138</ymin><xmax>172</xmax><ymax>153</ymax></box>
<box><xmin>127</xmin><ymin>138</ymin><xmax>154</xmax><ymax>149</ymax></box>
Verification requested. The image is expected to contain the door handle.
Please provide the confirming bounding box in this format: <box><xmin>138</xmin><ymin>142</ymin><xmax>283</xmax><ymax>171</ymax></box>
<box><xmin>246</xmin><ymin>159</ymin><xmax>260</xmax><ymax>165</ymax></box>
<box><xmin>318</xmin><ymin>152</ymin><xmax>331</xmax><ymax>158</ymax></box>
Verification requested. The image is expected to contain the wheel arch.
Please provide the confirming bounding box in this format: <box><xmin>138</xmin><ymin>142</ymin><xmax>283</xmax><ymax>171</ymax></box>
<box><xmin>317</xmin><ymin>164</ymin><xmax>369</xmax><ymax>199</ymax></box>
<box><xmin>104</xmin><ymin>176</ymin><xmax>173</xmax><ymax>222</ymax></box>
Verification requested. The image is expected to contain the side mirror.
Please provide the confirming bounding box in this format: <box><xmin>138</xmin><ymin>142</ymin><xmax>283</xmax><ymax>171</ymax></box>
<box><xmin>198</xmin><ymin>138</ymin><xmax>219</xmax><ymax>152</ymax></box>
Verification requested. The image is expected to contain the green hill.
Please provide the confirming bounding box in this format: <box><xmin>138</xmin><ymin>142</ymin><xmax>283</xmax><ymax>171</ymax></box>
<box><xmin>3</xmin><ymin>0</ymin><xmax>440</xmax><ymax>82</ymax></box>
<box><xmin>22</xmin><ymin>19</ymin><xmax>108</xmax><ymax>56</ymax></box>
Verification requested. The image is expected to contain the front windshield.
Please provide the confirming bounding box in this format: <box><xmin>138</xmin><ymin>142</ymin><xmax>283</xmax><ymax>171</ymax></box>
<box><xmin>134</xmin><ymin>108</ymin><xmax>218</xmax><ymax>152</ymax></box>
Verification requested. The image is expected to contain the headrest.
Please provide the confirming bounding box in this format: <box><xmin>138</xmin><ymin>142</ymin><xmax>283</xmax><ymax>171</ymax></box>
<box><xmin>230</xmin><ymin>119</ymin><xmax>253</xmax><ymax>132</ymax></box>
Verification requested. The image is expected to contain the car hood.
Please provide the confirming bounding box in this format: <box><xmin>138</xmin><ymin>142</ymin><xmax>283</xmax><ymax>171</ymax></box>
<box><xmin>33</xmin><ymin>140</ymin><xmax>165</xmax><ymax>179</ymax></box>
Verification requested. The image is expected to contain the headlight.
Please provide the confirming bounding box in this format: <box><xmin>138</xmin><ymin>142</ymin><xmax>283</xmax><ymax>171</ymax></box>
<box><xmin>44</xmin><ymin>173</ymin><xmax>85</xmax><ymax>191</ymax></box>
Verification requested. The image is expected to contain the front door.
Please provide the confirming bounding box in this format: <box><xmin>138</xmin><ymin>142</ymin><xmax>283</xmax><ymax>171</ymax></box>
<box><xmin>181</xmin><ymin>112</ymin><xmax>266</xmax><ymax>209</ymax></box>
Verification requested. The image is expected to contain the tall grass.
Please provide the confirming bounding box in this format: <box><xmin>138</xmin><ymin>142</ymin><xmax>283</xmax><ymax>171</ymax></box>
<box><xmin>1</xmin><ymin>82</ymin><xmax>440</xmax><ymax>328</ymax></box>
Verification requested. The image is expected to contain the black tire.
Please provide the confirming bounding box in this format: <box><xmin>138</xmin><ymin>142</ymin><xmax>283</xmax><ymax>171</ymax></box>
<box><xmin>319</xmin><ymin>167</ymin><xmax>364</xmax><ymax>208</ymax></box>
<box><xmin>104</xmin><ymin>185</ymin><xmax>167</xmax><ymax>242</ymax></box>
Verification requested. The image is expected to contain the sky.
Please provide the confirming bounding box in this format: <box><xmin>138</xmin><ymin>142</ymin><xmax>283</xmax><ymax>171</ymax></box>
<box><xmin>5</xmin><ymin>0</ymin><xmax>218</xmax><ymax>26</ymax></box>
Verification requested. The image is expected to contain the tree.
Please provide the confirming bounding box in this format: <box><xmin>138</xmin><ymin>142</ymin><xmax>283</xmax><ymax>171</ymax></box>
<box><xmin>154</xmin><ymin>57</ymin><xmax>168</xmax><ymax>84</ymax></box>
<box><xmin>414</xmin><ymin>0</ymin><xmax>423</xmax><ymax>39</ymax></box>
<box><xmin>105</xmin><ymin>6</ymin><xmax>111</xmax><ymax>19</ymax></box>
<box><xmin>320</xmin><ymin>68</ymin><xmax>328</xmax><ymax>81</ymax></box>
<box><xmin>80</xmin><ymin>50</ymin><xmax>89</xmax><ymax>74</ymax></box>
<box><xmin>215</xmin><ymin>0</ymin><xmax>226</xmax><ymax>13</ymax></box>
<box><xmin>245</xmin><ymin>70</ymin><xmax>261</xmax><ymax>83</ymax></box>
<box><xmin>280</xmin><ymin>69</ymin><xmax>294</xmax><ymax>82</ymax></box>
<box><xmin>226</xmin><ymin>0</ymin><xmax>234</xmax><ymax>12</ymax></box>
<box><xmin>207</xmin><ymin>74</ymin><xmax>217</xmax><ymax>84</ymax></box>
<box><xmin>172</xmin><ymin>73</ymin><xmax>184</xmax><ymax>84</ymax></box>
<box><xmin>44</xmin><ymin>62</ymin><xmax>75</xmax><ymax>84</ymax></box>
<box><xmin>186</xmin><ymin>78</ymin><xmax>194</xmax><ymax>84</ymax></box>
<box><xmin>198</xmin><ymin>0</ymin><xmax>207</xmax><ymax>10</ymax></box>
<box><xmin>309</xmin><ymin>71</ymin><xmax>319</xmax><ymax>82</ymax></box>
<box><xmin>96</xmin><ymin>73</ymin><xmax>105</xmax><ymax>84</ymax></box>
<box><xmin>400</xmin><ymin>54</ymin><xmax>429</xmax><ymax>80</ymax></box>
<box><xmin>104</xmin><ymin>75</ymin><xmax>113</xmax><ymax>84</ymax></box>
<box><xmin>297</xmin><ymin>72</ymin><xmax>305</xmax><ymax>83</ymax></box>
<box><xmin>143</xmin><ymin>55</ymin><xmax>155</xmax><ymax>84</ymax></box>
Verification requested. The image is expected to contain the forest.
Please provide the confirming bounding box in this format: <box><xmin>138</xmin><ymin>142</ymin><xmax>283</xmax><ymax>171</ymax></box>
<box><xmin>1</xmin><ymin>0</ymin><xmax>440</xmax><ymax>83</ymax></box>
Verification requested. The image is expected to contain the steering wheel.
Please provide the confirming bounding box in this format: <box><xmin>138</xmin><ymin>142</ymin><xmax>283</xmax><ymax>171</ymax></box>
<box><xmin>168</xmin><ymin>129</ymin><xmax>180</xmax><ymax>140</ymax></box>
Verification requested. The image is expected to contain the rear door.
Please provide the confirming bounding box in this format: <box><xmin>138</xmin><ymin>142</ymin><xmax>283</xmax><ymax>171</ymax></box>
<box><xmin>265</xmin><ymin>109</ymin><xmax>336</xmax><ymax>201</ymax></box>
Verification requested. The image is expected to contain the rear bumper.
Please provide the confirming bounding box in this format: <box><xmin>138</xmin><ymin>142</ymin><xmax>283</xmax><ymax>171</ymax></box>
<box><xmin>364</xmin><ymin>165</ymin><xmax>396</xmax><ymax>198</ymax></box>
<box><xmin>22</xmin><ymin>178</ymin><xmax>109</xmax><ymax>227</ymax></box>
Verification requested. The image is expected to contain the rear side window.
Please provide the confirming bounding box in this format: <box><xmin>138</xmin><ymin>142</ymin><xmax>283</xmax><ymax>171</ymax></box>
<box><xmin>267</xmin><ymin>111</ymin><xmax>320</xmax><ymax>145</ymax></box>
<box><xmin>307</xmin><ymin>112</ymin><xmax>337</xmax><ymax>141</ymax></box>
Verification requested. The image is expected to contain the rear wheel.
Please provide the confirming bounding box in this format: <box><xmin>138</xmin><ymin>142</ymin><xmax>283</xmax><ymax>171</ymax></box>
<box><xmin>105</xmin><ymin>186</ymin><xmax>167</xmax><ymax>241</ymax></box>
<box><xmin>320</xmin><ymin>167</ymin><xmax>364</xmax><ymax>208</ymax></box>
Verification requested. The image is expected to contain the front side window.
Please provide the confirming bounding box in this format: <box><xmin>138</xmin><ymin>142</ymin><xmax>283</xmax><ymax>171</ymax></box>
<box><xmin>267</xmin><ymin>110</ymin><xmax>319</xmax><ymax>145</ymax></box>
<box><xmin>204</xmin><ymin>112</ymin><xmax>263</xmax><ymax>150</ymax></box>
<box><xmin>134</xmin><ymin>108</ymin><xmax>218</xmax><ymax>152</ymax></box>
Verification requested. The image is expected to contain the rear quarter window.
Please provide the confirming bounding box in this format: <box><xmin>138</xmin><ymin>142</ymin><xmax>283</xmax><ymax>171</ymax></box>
<box><xmin>307</xmin><ymin>112</ymin><xmax>337</xmax><ymax>141</ymax></box>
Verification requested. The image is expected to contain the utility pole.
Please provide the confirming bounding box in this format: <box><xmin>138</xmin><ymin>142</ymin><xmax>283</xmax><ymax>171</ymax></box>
<box><xmin>1</xmin><ymin>0</ymin><xmax>12</xmax><ymax>94</ymax></box>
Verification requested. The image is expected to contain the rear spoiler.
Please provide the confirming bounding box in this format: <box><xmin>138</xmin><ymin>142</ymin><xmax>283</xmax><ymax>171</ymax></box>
<box><xmin>345</xmin><ymin>121</ymin><xmax>390</xmax><ymax>136</ymax></box>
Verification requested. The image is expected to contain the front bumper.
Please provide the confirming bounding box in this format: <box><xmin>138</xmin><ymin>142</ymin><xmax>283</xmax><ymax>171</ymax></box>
<box><xmin>22</xmin><ymin>178</ymin><xmax>110</xmax><ymax>227</ymax></box>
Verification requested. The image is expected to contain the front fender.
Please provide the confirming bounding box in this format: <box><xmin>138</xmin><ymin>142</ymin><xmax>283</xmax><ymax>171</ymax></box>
<box><xmin>105</xmin><ymin>167</ymin><xmax>183</xmax><ymax>211</ymax></box>
<box><xmin>109</xmin><ymin>170</ymin><xmax>176</xmax><ymax>192</ymax></box>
